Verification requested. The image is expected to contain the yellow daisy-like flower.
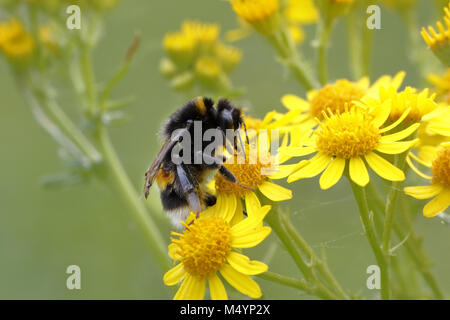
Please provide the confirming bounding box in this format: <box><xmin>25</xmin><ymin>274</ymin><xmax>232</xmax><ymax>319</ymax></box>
<box><xmin>163</xmin><ymin>203</ymin><xmax>271</xmax><ymax>300</ymax></box>
<box><xmin>279</xmin><ymin>72</ymin><xmax>405</xmax><ymax>128</ymax></box>
<box><xmin>230</xmin><ymin>0</ymin><xmax>279</xmax><ymax>25</ymax></box>
<box><xmin>421</xmin><ymin>3</ymin><xmax>450</xmax><ymax>66</ymax></box>
<box><xmin>405</xmin><ymin>143</ymin><xmax>450</xmax><ymax>217</ymax></box>
<box><xmin>0</xmin><ymin>19</ymin><xmax>35</xmax><ymax>60</ymax></box>
<box><xmin>181</xmin><ymin>21</ymin><xmax>220</xmax><ymax>46</ymax></box>
<box><xmin>227</xmin><ymin>0</ymin><xmax>318</xmax><ymax>45</ymax></box>
<box><xmin>358</xmin><ymin>86</ymin><xmax>438</xmax><ymax>124</ymax></box>
<box><xmin>283</xmin><ymin>103</ymin><xmax>419</xmax><ymax>189</ymax></box>
<box><xmin>161</xmin><ymin>21</ymin><xmax>242</xmax><ymax>92</ymax></box>
<box><xmin>214</xmin><ymin>133</ymin><xmax>293</xmax><ymax>216</ymax></box>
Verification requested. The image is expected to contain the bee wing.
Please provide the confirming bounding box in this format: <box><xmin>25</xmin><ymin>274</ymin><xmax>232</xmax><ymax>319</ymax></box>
<box><xmin>144</xmin><ymin>138</ymin><xmax>177</xmax><ymax>198</ymax></box>
<box><xmin>144</xmin><ymin>121</ymin><xmax>194</xmax><ymax>199</ymax></box>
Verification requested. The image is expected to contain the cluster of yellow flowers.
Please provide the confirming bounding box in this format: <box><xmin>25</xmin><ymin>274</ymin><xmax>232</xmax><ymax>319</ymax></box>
<box><xmin>161</xmin><ymin>21</ymin><xmax>242</xmax><ymax>94</ymax></box>
<box><xmin>0</xmin><ymin>19</ymin><xmax>35</xmax><ymax>61</ymax></box>
<box><xmin>160</xmin><ymin>0</ymin><xmax>450</xmax><ymax>301</ymax></box>
<box><xmin>0</xmin><ymin>18</ymin><xmax>62</xmax><ymax>63</ymax></box>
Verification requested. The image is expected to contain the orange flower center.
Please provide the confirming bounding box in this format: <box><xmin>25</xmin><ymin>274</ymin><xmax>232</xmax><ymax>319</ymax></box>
<box><xmin>316</xmin><ymin>108</ymin><xmax>381</xmax><ymax>159</ymax></box>
<box><xmin>173</xmin><ymin>217</ymin><xmax>232</xmax><ymax>278</ymax></box>
<box><xmin>432</xmin><ymin>146</ymin><xmax>450</xmax><ymax>187</ymax></box>
<box><xmin>215</xmin><ymin>155</ymin><xmax>270</xmax><ymax>198</ymax></box>
<box><xmin>310</xmin><ymin>80</ymin><xmax>366</xmax><ymax>119</ymax></box>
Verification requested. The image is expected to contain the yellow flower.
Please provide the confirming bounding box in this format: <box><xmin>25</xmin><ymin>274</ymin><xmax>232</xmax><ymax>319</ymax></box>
<box><xmin>230</xmin><ymin>0</ymin><xmax>279</xmax><ymax>25</ymax></box>
<box><xmin>162</xmin><ymin>21</ymin><xmax>242</xmax><ymax>92</ymax></box>
<box><xmin>195</xmin><ymin>56</ymin><xmax>222</xmax><ymax>80</ymax></box>
<box><xmin>181</xmin><ymin>21</ymin><xmax>219</xmax><ymax>46</ymax></box>
<box><xmin>284</xmin><ymin>103</ymin><xmax>419</xmax><ymax>189</ymax></box>
<box><xmin>412</xmin><ymin>120</ymin><xmax>450</xmax><ymax>165</ymax></box>
<box><xmin>405</xmin><ymin>143</ymin><xmax>450</xmax><ymax>217</ymax></box>
<box><xmin>214</xmin><ymin>133</ymin><xmax>293</xmax><ymax>216</ymax></box>
<box><xmin>279</xmin><ymin>72</ymin><xmax>405</xmax><ymax>128</ymax></box>
<box><xmin>422</xmin><ymin>105</ymin><xmax>450</xmax><ymax>137</ymax></box>
<box><xmin>163</xmin><ymin>31</ymin><xmax>196</xmax><ymax>66</ymax></box>
<box><xmin>163</xmin><ymin>203</ymin><xmax>271</xmax><ymax>300</ymax></box>
<box><xmin>284</xmin><ymin>0</ymin><xmax>318</xmax><ymax>44</ymax></box>
<box><xmin>227</xmin><ymin>0</ymin><xmax>318</xmax><ymax>44</ymax></box>
<box><xmin>214</xmin><ymin>42</ymin><xmax>243</xmax><ymax>72</ymax></box>
<box><xmin>359</xmin><ymin>86</ymin><xmax>438</xmax><ymax>124</ymax></box>
<box><xmin>421</xmin><ymin>3</ymin><xmax>450</xmax><ymax>66</ymax></box>
<box><xmin>38</xmin><ymin>25</ymin><xmax>58</xmax><ymax>53</ymax></box>
<box><xmin>427</xmin><ymin>69</ymin><xmax>450</xmax><ymax>103</ymax></box>
<box><xmin>0</xmin><ymin>19</ymin><xmax>35</xmax><ymax>60</ymax></box>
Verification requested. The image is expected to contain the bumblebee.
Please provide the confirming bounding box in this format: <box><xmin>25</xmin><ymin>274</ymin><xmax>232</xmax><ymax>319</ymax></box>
<box><xmin>144</xmin><ymin>97</ymin><xmax>249</xmax><ymax>224</ymax></box>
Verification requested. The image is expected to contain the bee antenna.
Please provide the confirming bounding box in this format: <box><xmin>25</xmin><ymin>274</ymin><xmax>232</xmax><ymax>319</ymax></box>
<box><xmin>241</xmin><ymin>119</ymin><xmax>250</xmax><ymax>146</ymax></box>
<box><xmin>237</xmin><ymin>129</ymin><xmax>246</xmax><ymax>159</ymax></box>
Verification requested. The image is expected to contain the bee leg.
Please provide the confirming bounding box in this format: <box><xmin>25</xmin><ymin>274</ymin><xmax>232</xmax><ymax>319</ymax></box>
<box><xmin>198</xmin><ymin>151</ymin><xmax>254</xmax><ymax>191</ymax></box>
<box><xmin>176</xmin><ymin>164</ymin><xmax>202</xmax><ymax>215</ymax></box>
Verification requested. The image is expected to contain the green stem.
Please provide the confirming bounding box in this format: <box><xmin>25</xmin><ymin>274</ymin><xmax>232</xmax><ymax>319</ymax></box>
<box><xmin>279</xmin><ymin>212</ymin><xmax>349</xmax><ymax>300</ymax></box>
<box><xmin>346</xmin><ymin>12</ymin><xmax>363</xmax><ymax>80</ymax></box>
<box><xmin>97</xmin><ymin>126</ymin><xmax>170</xmax><ymax>272</ymax></box>
<box><xmin>349</xmin><ymin>181</ymin><xmax>389</xmax><ymax>299</ymax></box>
<box><xmin>361</xmin><ymin>16</ymin><xmax>373</xmax><ymax>78</ymax></box>
<box><xmin>265</xmin><ymin>28</ymin><xmax>318</xmax><ymax>90</ymax></box>
<box><xmin>265</xmin><ymin>208</ymin><xmax>340</xmax><ymax>300</ymax></box>
<box><xmin>81</xmin><ymin>43</ymin><xmax>97</xmax><ymax>116</ymax></box>
<box><xmin>257</xmin><ymin>271</ymin><xmax>310</xmax><ymax>293</ymax></box>
<box><xmin>317</xmin><ymin>20</ymin><xmax>333</xmax><ymax>85</ymax></box>
<box><xmin>382</xmin><ymin>154</ymin><xmax>407</xmax><ymax>257</ymax></box>
<box><xmin>366</xmin><ymin>181</ymin><xmax>445</xmax><ymax>299</ymax></box>
<box><xmin>45</xmin><ymin>97</ymin><xmax>103</xmax><ymax>164</ymax></box>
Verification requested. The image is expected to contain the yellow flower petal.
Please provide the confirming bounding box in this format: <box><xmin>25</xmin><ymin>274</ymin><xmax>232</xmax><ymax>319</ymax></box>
<box><xmin>227</xmin><ymin>251</ymin><xmax>268</xmax><ymax>275</ymax></box>
<box><xmin>365</xmin><ymin>152</ymin><xmax>405</xmax><ymax>181</ymax></box>
<box><xmin>281</xmin><ymin>94</ymin><xmax>309</xmax><ymax>111</ymax></box>
<box><xmin>245</xmin><ymin>191</ymin><xmax>261</xmax><ymax>217</ymax></box>
<box><xmin>287</xmin><ymin>153</ymin><xmax>331</xmax><ymax>182</ymax></box>
<box><xmin>184</xmin><ymin>274</ymin><xmax>206</xmax><ymax>300</ymax></box>
<box><xmin>319</xmin><ymin>157</ymin><xmax>346</xmax><ymax>190</ymax></box>
<box><xmin>219</xmin><ymin>264</ymin><xmax>262</xmax><ymax>299</ymax></box>
<box><xmin>404</xmin><ymin>184</ymin><xmax>443</xmax><ymax>200</ymax></box>
<box><xmin>168</xmin><ymin>243</ymin><xmax>181</xmax><ymax>261</ymax></box>
<box><xmin>258</xmin><ymin>180</ymin><xmax>292</xmax><ymax>201</ymax></box>
<box><xmin>428</xmin><ymin>120</ymin><xmax>450</xmax><ymax>136</ymax></box>
<box><xmin>375</xmin><ymin>139</ymin><xmax>418</xmax><ymax>154</ymax></box>
<box><xmin>349</xmin><ymin>157</ymin><xmax>370</xmax><ymax>187</ymax></box>
<box><xmin>268</xmin><ymin>163</ymin><xmax>298</xmax><ymax>179</ymax></box>
<box><xmin>406</xmin><ymin>154</ymin><xmax>433</xmax><ymax>180</ymax></box>
<box><xmin>380</xmin><ymin>123</ymin><xmax>420</xmax><ymax>142</ymax></box>
<box><xmin>229</xmin><ymin>197</ymin><xmax>244</xmax><ymax>226</ymax></box>
<box><xmin>371</xmin><ymin>99</ymin><xmax>391</xmax><ymax>128</ymax></box>
<box><xmin>379</xmin><ymin>107</ymin><xmax>411</xmax><ymax>133</ymax></box>
<box><xmin>278</xmin><ymin>146</ymin><xmax>316</xmax><ymax>157</ymax></box>
<box><xmin>231</xmin><ymin>205</ymin><xmax>271</xmax><ymax>235</ymax></box>
<box><xmin>174</xmin><ymin>276</ymin><xmax>190</xmax><ymax>300</ymax></box>
<box><xmin>423</xmin><ymin>189</ymin><xmax>450</xmax><ymax>218</ymax></box>
<box><xmin>214</xmin><ymin>193</ymin><xmax>236</xmax><ymax>223</ymax></box>
<box><xmin>232</xmin><ymin>226</ymin><xmax>271</xmax><ymax>248</ymax></box>
<box><xmin>267</xmin><ymin>108</ymin><xmax>303</xmax><ymax>128</ymax></box>
<box><xmin>208</xmin><ymin>273</ymin><xmax>228</xmax><ymax>300</ymax></box>
<box><xmin>164</xmin><ymin>263</ymin><xmax>186</xmax><ymax>286</ymax></box>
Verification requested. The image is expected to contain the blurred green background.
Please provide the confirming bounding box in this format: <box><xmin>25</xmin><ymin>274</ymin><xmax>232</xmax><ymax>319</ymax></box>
<box><xmin>0</xmin><ymin>0</ymin><xmax>449</xmax><ymax>299</ymax></box>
